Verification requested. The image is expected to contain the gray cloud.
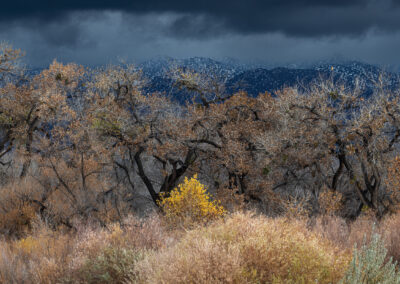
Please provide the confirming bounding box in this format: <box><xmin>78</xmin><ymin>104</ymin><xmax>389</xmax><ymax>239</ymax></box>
<box><xmin>3</xmin><ymin>0</ymin><xmax>400</xmax><ymax>38</ymax></box>
<box><xmin>2</xmin><ymin>1</ymin><xmax>400</xmax><ymax>67</ymax></box>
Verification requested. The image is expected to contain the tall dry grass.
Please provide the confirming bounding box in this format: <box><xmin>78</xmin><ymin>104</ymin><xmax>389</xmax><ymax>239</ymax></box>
<box><xmin>1</xmin><ymin>211</ymin><xmax>400</xmax><ymax>283</ymax></box>
<box><xmin>313</xmin><ymin>212</ymin><xmax>400</xmax><ymax>264</ymax></box>
<box><xmin>0</xmin><ymin>214</ymin><xmax>169</xmax><ymax>284</ymax></box>
<box><xmin>138</xmin><ymin>212</ymin><xmax>351</xmax><ymax>284</ymax></box>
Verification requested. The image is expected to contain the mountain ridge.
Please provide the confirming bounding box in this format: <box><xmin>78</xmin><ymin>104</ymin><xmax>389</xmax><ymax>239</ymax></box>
<box><xmin>25</xmin><ymin>57</ymin><xmax>400</xmax><ymax>101</ymax></box>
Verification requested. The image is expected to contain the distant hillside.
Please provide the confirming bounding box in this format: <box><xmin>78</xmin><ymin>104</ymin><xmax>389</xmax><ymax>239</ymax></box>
<box><xmin>25</xmin><ymin>58</ymin><xmax>400</xmax><ymax>101</ymax></box>
<box><xmin>226</xmin><ymin>67</ymin><xmax>322</xmax><ymax>96</ymax></box>
<box><xmin>138</xmin><ymin>58</ymin><xmax>400</xmax><ymax>101</ymax></box>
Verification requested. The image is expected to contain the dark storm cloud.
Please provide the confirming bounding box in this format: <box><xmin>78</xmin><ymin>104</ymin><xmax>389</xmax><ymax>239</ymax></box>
<box><xmin>2</xmin><ymin>0</ymin><xmax>400</xmax><ymax>68</ymax></box>
<box><xmin>2</xmin><ymin>0</ymin><xmax>400</xmax><ymax>38</ymax></box>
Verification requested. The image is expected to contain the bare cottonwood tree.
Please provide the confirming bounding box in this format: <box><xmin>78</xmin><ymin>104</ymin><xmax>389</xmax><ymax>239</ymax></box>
<box><xmin>257</xmin><ymin>79</ymin><xmax>400</xmax><ymax>217</ymax></box>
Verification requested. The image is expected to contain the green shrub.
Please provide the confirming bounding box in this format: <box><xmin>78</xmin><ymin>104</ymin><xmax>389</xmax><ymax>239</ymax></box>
<box><xmin>340</xmin><ymin>233</ymin><xmax>400</xmax><ymax>284</ymax></box>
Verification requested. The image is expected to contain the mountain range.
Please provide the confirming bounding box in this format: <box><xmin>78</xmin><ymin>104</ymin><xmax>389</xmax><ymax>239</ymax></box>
<box><xmin>137</xmin><ymin>57</ymin><xmax>400</xmax><ymax>102</ymax></box>
<box><xmin>25</xmin><ymin>57</ymin><xmax>400</xmax><ymax>102</ymax></box>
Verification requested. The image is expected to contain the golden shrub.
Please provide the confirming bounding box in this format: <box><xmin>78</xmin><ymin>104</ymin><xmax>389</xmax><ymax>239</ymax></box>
<box><xmin>158</xmin><ymin>174</ymin><xmax>226</xmax><ymax>227</ymax></box>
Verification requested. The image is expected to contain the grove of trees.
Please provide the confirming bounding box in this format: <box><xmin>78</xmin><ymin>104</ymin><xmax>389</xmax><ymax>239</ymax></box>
<box><xmin>1</xmin><ymin>43</ymin><xmax>400</xmax><ymax>235</ymax></box>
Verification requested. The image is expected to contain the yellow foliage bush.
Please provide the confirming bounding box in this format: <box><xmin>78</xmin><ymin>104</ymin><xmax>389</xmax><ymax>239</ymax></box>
<box><xmin>158</xmin><ymin>174</ymin><xmax>225</xmax><ymax>226</ymax></box>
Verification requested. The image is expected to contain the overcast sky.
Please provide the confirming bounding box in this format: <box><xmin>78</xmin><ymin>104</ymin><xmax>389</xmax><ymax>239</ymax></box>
<box><xmin>2</xmin><ymin>0</ymin><xmax>400</xmax><ymax>68</ymax></box>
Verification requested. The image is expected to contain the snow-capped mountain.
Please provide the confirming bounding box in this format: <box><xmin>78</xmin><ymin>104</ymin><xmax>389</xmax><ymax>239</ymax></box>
<box><xmin>22</xmin><ymin>58</ymin><xmax>400</xmax><ymax>102</ymax></box>
<box><xmin>139</xmin><ymin>56</ymin><xmax>246</xmax><ymax>80</ymax></box>
<box><xmin>138</xmin><ymin>57</ymin><xmax>400</xmax><ymax>100</ymax></box>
